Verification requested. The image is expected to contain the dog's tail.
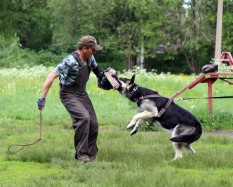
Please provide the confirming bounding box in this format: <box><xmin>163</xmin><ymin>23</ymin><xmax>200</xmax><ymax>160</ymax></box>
<box><xmin>170</xmin><ymin>123</ymin><xmax>202</xmax><ymax>143</ymax></box>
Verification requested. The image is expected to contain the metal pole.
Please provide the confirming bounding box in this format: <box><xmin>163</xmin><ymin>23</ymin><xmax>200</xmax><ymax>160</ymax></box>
<box><xmin>140</xmin><ymin>20</ymin><xmax>145</xmax><ymax>70</ymax></box>
<box><xmin>207</xmin><ymin>81</ymin><xmax>213</xmax><ymax>114</ymax></box>
<box><xmin>214</xmin><ymin>0</ymin><xmax>223</xmax><ymax>61</ymax></box>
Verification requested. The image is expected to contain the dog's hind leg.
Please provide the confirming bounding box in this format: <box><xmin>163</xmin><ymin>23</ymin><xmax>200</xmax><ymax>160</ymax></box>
<box><xmin>171</xmin><ymin>125</ymin><xmax>183</xmax><ymax>160</ymax></box>
<box><xmin>185</xmin><ymin>144</ymin><xmax>195</xmax><ymax>154</ymax></box>
<box><xmin>172</xmin><ymin>142</ymin><xmax>183</xmax><ymax>160</ymax></box>
<box><xmin>130</xmin><ymin>119</ymin><xmax>145</xmax><ymax>135</ymax></box>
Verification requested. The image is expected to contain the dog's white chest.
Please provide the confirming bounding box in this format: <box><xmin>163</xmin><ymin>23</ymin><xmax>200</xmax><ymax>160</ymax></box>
<box><xmin>137</xmin><ymin>99</ymin><xmax>157</xmax><ymax>113</ymax></box>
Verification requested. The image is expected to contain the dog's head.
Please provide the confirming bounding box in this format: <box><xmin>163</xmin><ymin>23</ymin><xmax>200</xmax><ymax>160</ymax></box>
<box><xmin>117</xmin><ymin>74</ymin><xmax>138</xmax><ymax>101</ymax></box>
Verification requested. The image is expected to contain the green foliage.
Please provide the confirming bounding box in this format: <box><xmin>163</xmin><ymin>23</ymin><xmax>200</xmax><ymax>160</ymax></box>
<box><xmin>95</xmin><ymin>50</ymin><xmax>126</xmax><ymax>71</ymax></box>
<box><xmin>36</xmin><ymin>50</ymin><xmax>66</xmax><ymax>67</ymax></box>
<box><xmin>0</xmin><ymin>35</ymin><xmax>125</xmax><ymax>69</ymax></box>
<box><xmin>0</xmin><ymin>37</ymin><xmax>35</xmax><ymax>68</ymax></box>
<box><xmin>0</xmin><ymin>0</ymin><xmax>53</xmax><ymax>51</ymax></box>
<box><xmin>222</xmin><ymin>0</ymin><xmax>233</xmax><ymax>52</ymax></box>
<box><xmin>0</xmin><ymin>1</ymin><xmax>18</xmax><ymax>37</ymax></box>
<box><xmin>0</xmin><ymin>36</ymin><xmax>65</xmax><ymax>68</ymax></box>
<box><xmin>2</xmin><ymin>0</ymin><xmax>233</xmax><ymax>73</ymax></box>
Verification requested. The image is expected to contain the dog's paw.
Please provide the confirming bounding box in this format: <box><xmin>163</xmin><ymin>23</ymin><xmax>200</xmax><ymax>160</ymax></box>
<box><xmin>130</xmin><ymin>129</ymin><xmax>138</xmax><ymax>136</ymax></box>
<box><xmin>127</xmin><ymin>123</ymin><xmax>135</xmax><ymax>129</ymax></box>
<box><xmin>172</xmin><ymin>155</ymin><xmax>182</xmax><ymax>160</ymax></box>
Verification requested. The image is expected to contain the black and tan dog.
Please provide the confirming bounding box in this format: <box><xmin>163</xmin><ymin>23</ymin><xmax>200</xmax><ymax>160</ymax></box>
<box><xmin>117</xmin><ymin>75</ymin><xmax>202</xmax><ymax>160</ymax></box>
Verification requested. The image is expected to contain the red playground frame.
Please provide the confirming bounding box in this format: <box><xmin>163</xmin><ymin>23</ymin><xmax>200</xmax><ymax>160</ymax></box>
<box><xmin>171</xmin><ymin>52</ymin><xmax>233</xmax><ymax>114</ymax></box>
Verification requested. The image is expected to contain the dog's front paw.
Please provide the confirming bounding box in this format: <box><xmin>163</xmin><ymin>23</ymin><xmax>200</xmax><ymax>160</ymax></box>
<box><xmin>130</xmin><ymin>129</ymin><xmax>138</xmax><ymax>136</ymax></box>
<box><xmin>127</xmin><ymin>122</ymin><xmax>135</xmax><ymax>129</ymax></box>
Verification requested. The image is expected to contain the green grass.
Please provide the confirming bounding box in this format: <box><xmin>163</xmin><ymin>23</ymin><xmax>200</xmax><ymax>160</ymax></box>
<box><xmin>1</xmin><ymin>130</ymin><xmax>233</xmax><ymax>187</ymax></box>
<box><xmin>0</xmin><ymin>67</ymin><xmax>233</xmax><ymax>186</ymax></box>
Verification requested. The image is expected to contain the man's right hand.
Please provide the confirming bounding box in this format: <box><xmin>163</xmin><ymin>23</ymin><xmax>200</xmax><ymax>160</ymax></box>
<box><xmin>37</xmin><ymin>98</ymin><xmax>46</xmax><ymax>110</ymax></box>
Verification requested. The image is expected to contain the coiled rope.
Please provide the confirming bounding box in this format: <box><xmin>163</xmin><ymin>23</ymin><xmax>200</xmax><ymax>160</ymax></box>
<box><xmin>8</xmin><ymin>110</ymin><xmax>42</xmax><ymax>154</ymax></box>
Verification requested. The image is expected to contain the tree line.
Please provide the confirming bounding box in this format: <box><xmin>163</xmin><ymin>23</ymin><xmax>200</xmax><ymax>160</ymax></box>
<box><xmin>1</xmin><ymin>0</ymin><xmax>233</xmax><ymax>74</ymax></box>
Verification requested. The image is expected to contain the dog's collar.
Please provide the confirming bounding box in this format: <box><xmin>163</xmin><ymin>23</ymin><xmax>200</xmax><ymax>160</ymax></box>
<box><xmin>127</xmin><ymin>84</ymin><xmax>139</xmax><ymax>102</ymax></box>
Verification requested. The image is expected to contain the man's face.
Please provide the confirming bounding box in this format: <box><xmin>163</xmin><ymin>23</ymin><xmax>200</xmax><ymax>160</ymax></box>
<box><xmin>84</xmin><ymin>47</ymin><xmax>96</xmax><ymax>59</ymax></box>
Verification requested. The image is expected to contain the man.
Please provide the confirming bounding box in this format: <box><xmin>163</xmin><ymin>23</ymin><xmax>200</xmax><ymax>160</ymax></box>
<box><xmin>37</xmin><ymin>35</ymin><xmax>113</xmax><ymax>162</ymax></box>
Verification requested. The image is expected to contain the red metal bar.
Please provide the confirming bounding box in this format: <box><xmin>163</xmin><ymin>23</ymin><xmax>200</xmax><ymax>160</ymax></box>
<box><xmin>171</xmin><ymin>74</ymin><xmax>206</xmax><ymax>99</ymax></box>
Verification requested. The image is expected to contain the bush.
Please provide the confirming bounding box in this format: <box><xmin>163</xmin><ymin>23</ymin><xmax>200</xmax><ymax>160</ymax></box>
<box><xmin>0</xmin><ymin>36</ymin><xmax>65</xmax><ymax>68</ymax></box>
<box><xmin>95</xmin><ymin>49</ymin><xmax>126</xmax><ymax>71</ymax></box>
<box><xmin>37</xmin><ymin>50</ymin><xmax>65</xmax><ymax>66</ymax></box>
<box><xmin>0</xmin><ymin>37</ymin><xmax>35</xmax><ymax>68</ymax></box>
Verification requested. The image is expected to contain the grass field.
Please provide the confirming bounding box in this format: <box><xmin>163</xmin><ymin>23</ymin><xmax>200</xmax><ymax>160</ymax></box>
<box><xmin>0</xmin><ymin>67</ymin><xmax>233</xmax><ymax>186</ymax></box>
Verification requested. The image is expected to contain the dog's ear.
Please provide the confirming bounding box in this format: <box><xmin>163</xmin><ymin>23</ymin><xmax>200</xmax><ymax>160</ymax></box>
<box><xmin>130</xmin><ymin>74</ymin><xmax>135</xmax><ymax>84</ymax></box>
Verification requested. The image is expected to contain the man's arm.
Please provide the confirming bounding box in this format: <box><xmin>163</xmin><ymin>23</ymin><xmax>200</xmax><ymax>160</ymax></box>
<box><xmin>37</xmin><ymin>70</ymin><xmax>59</xmax><ymax>110</ymax></box>
<box><xmin>40</xmin><ymin>70</ymin><xmax>60</xmax><ymax>98</ymax></box>
<box><xmin>92</xmin><ymin>66</ymin><xmax>104</xmax><ymax>78</ymax></box>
